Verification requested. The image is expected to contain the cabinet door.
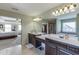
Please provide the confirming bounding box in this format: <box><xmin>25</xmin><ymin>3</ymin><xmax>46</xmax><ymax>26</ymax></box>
<box><xmin>28</xmin><ymin>33</ymin><xmax>32</xmax><ymax>43</ymax></box>
<box><xmin>28</xmin><ymin>34</ymin><xmax>36</xmax><ymax>46</ymax></box>
<box><xmin>31</xmin><ymin>35</ymin><xmax>37</xmax><ymax>47</ymax></box>
<box><xmin>45</xmin><ymin>43</ymin><xmax>57</xmax><ymax>55</ymax></box>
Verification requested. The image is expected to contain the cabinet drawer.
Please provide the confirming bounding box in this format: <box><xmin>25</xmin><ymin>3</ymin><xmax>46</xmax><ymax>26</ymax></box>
<box><xmin>45</xmin><ymin>42</ymin><xmax>57</xmax><ymax>55</ymax></box>
<box><xmin>57</xmin><ymin>46</ymin><xmax>77</xmax><ymax>55</ymax></box>
<box><xmin>67</xmin><ymin>45</ymin><xmax>79</xmax><ymax>54</ymax></box>
<box><xmin>46</xmin><ymin>38</ymin><xmax>67</xmax><ymax>48</ymax></box>
<box><xmin>46</xmin><ymin>38</ymin><xmax>57</xmax><ymax>45</ymax></box>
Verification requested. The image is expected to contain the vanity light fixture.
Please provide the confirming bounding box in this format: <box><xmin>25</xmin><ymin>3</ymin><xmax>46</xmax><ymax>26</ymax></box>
<box><xmin>33</xmin><ymin>17</ymin><xmax>42</xmax><ymax>22</ymax></box>
<box><xmin>52</xmin><ymin>4</ymin><xmax>77</xmax><ymax>16</ymax></box>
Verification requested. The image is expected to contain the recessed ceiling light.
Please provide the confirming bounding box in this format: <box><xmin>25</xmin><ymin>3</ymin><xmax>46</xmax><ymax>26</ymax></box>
<box><xmin>12</xmin><ymin>8</ymin><xmax>19</xmax><ymax>11</ymax></box>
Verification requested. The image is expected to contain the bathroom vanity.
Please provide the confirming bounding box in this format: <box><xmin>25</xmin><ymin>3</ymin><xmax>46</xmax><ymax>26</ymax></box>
<box><xmin>28</xmin><ymin>32</ymin><xmax>44</xmax><ymax>47</ymax></box>
<box><xmin>28</xmin><ymin>33</ymin><xmax>79</xmax><ymax>55</ymax></box>
<box><xmin>45</xmin><ymin>34</ymin><xmax>79</xmax><ymax>55</ymax></box>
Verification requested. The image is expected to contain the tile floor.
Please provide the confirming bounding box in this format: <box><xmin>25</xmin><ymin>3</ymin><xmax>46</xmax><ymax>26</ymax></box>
<box><xmin>0</xmin><ymin>45</ymin><xmax>45</xmax><ymax>55</ymax></box>
<box><xmin>22</xmin><ymin>45</ymin><xmax>45</xmax><ymax>55</ymax></box>
<box><xmin>0</xmin><ymin>35</ymin><xmax>21</xmax><ymax>55</ymax></box>
<box><xmin>0</xmin><ymin>45</ymin><xmax>21</xmax><ymax>55</ymax></box>
<box><xmin>0</xmin><ymin>35</ymin><xmax>45</xmax><ymax>55</ymax></box>
<box><xmin>0</xmin><ymin>35</ymin><xmax>21</xmax><ymax>50</ymax></box>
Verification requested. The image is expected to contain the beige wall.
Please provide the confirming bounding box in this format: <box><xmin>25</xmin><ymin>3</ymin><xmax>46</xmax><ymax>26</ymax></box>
<box><xmin>0</xmin><ymin>9</ymin><xmax>34</xmax><ymax>45</ymax></box>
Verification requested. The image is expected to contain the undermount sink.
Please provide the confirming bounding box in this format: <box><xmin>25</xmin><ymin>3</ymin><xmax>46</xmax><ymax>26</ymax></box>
<box><xmin>59</xmin><ymin>35</ymin><xmax>64</xmax><ymax>38</ymax></box>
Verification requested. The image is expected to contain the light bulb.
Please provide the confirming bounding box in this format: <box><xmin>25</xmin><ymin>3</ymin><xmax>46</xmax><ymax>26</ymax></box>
<box><xmin>55</xmin><ymin>10</ymin><xmax>60</xmax><ymax>16</ymax></box>
<box><xmin>69</xmin><ymin>4</ymin><xmax>74</xmax><ymax>9</ymax></box>
<box><xmin>64</xmin><ymin>6</ymin><xmax>69</xmax><ymax>13</ymax></box>
<box><xmin>52</xmin><ymin>12</ymin><xmax>55</xmax><ymax>15</ymax></box>
<box><xmin>60</xmin><ymin>9</ymin><xmax>62</xmax><ymax>12</ymax></box>
<box><xmin>69</xmin><ymin>4</ymin><xmax>76</xmax><ymax>12</ymax></box>
<box><xmin>56</xmin><ymin>10</ymin><xmax>58</xmax><ymax>14</ymax></box>
<box><xmin>52</xmin><ymin>12</ymin><xmax>58</xmax><ymax>16</ymax></box>
<box><xmin>59</xmin><ymin>9</ymin><xmax>64</xmax><ymax>14</ymax></box>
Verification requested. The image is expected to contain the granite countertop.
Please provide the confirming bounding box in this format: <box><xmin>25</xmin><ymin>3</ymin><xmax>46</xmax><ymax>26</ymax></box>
<box><xmin>36</xmin><ymin>34</ymin><xmax>57</xmax><ymax>40</ymax></box>
<box><xmin>46</xmin><ymin>34</ymin><xmax>79</xmax><ymax>47</ymax></box>
<box><xmin>36</xmin><ymin>34</ymin><xmax>79</xmax><ymax>47</ymax></box>
<box><xmin>28</xmin><ymin>32</ymin><xmax>45</xmax><ymax>36</ymax></box>
<box><xmin>36</xmin><ymin>34</ymin><xmax>49</xmax><ymax>40</ymax></box>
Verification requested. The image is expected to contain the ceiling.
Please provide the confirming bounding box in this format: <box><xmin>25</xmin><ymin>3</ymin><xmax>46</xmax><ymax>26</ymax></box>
<box><xmin>0</xmin><ymin>16</ymin><xmax>21</xmax><ymax>24</ymax></box>
<box><xmin>0</xmin><ymin>3</ymin><xmax>62</xmax><ymax>16</ymax></box>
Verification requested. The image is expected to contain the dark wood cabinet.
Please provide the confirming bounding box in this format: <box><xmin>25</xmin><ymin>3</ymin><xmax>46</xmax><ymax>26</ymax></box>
<box><xmin>28</xmin><ymin>33</ymin><xmax>79</xmax><ymax>55</ymax></box>
<box><xmin>45</xmin><ymin>42</ymin><xmax>57</xmax><ymax>55</ymax></box>
<box><xmin>45</xmin><ymin>38</ymin><xmax>79</xmax><ymax>55</ymax></box>
<box><xmin>57</xmin><ymin>47</ymin><xmax>72</xmax><ymax>55</ymax></box>
<box><xmin>28</xmin><ymin>33</ymin><xmax>36</xmax><ymax>46</ymax></box>
<box><xmin>28</xmin><ymin>33</ymin><xmax>41</xmax><ymax>47</ymax></box>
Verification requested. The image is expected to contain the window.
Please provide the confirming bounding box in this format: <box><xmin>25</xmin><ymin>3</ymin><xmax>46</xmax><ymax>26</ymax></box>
<box><xmin>61</xmin><ymin>19</ymin><xmax>76</xmax><ymax>33</ymax></box>
<box><xmin>18</xmin><ymin>24</ymin><xmax>21</xmax><ymax>31</ymax></box>
<box><xmin>5</xmin><ymin>24</ymin><xmax>11</xmax><ymax>32</ymax></box>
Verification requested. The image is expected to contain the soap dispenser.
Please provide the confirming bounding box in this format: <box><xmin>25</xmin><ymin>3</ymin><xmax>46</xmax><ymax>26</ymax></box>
<box><xmin>64</xmin><ymin>34</ymin><xmax>69</xmax><ymax>40</ymax></box>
